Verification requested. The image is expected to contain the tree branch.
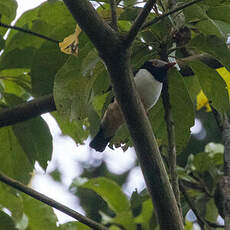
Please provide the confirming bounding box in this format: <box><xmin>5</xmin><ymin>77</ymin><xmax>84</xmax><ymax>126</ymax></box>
<box><xmin>142</xmin><ymin>0</ymin><xmax>202</xmax><ymax>29</ymax></box>
<box><xmin>110</xmin><ymin>0</ymin><xmax>118</xmax><ymax>31</ymax></box>
<box><xmin>63</xmin><ymin>0</ymin><xmax>119</xmax><ymax>59</ymax></box>
<box><xmin>0</xmin><ymin>22</ymin><xmax>59</xmax><ymax>44</ymax></box>
<box><xmin>0</xmin><ymin>94</ymin><xmax>56</xmax><ymax>127</ymax></box>
<box><xmin>0</xmin><ymin>171</ymin><xmax>108</xmax><ymax>230</ymax></box>
<box><xmin>162</xmin><ymin>77</ymin><xmax>181</xmax><ymax>214</ymax></box>
<box><xmin>125</xmin><ymin>0</ymin><xmax>157</xmax><ymax>46</ymax></box>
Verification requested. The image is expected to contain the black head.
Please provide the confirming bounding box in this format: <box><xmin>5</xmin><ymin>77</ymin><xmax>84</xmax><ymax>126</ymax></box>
<box><xmin>141</xmin><ymin>59</ymin><xmax>176</xmax><ymax>82</ymax></box>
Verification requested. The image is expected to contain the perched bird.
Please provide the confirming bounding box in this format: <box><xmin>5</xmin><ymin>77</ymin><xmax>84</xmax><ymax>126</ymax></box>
<box><xmin>90</xmin><ymin>59</ymin><xmax>175</xmax><ymax>152</ymax></box>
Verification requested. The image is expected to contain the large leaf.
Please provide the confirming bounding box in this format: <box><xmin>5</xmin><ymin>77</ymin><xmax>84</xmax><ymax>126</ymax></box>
<box><xmin>189</xmin><ymin>34</ymin><xmax>230</xmax><ymax>71</ymax></box>
<box><xmin>81</xmin><ymin>177</ymin><xmax>130</xmax><ymax>214</ymax></box>
<box><xmin>54</xmin><ymin>35</ymin><xmax>97</xmax><ymax>121</ymax></box>
<box><xmin>189</xmin><ymin>61</ymin><xmax>229</xmax><ymax>112</ymax></box>
<box><xmin>3</xmin><ymin>94</ymin><xmax>53</xmax><ymax>169</ymax></box>
<box><xmin>0</xmin><ymin>127</ymin><xmax>33</xmax><ymax>183</ymax></box>
<box><xmin>22</xmin><ymin>194</ymin><xmax>58</xmax><ymax>230</ymax></box>
<box><xmin>31</xmin><ymin>24</ymin><xmax>74</xmax><ymax>96</ymax></box>
<box><xmin>13</xmin><ymin>117</ymin><xmax>53</xmax><ymax>170</ymax></box>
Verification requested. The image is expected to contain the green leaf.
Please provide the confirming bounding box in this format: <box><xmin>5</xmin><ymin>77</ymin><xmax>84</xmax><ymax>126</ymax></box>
<box><xmin>22</xmin><ymin>193</ymin><xmax>58</xmax><ymax>230</ymax></box>
<box><xmin>183</xmin><ymin>4</ymin><xmax>207</xmax><ymax>23</ymax></box>
<box><xmin>0</xmin><ymin>210</ymin><xmax>16</xmax><ymax>230</ymax></box>
<box><xmin>59</xmin><ymin>221</ymin><xmax>91</xmax><ymax>230</ymax></box>
<box><xmin>0</xmin><ymin>47</ymin><xmax>37</xmax><ymax>70</ymax></box>
<box><xmin>31</xmin><ymin>24</ymin><xmax>74</xmax><ymax>97</ymax></box>
<box><xmin>0</xmin><ymin>0</ymin><xmax>17</xmax><ymax>36</ymax></box>
<box><xmin>81</xmin><ymin>177</ymin><xmax>130</xmax><ymax>213</ymax></box>
<box><xmin>189</xmin><ymin>61</ymin><xmax>229</xmax><ymax>112</ymax></box>
<box><xmin>54</xmin><ymin>35</ymin><xmax>97</xmax><ymax>121</ymax></box>
<box><xmin>0</xmin><ymin>127</ymin><xmax>33</xmax><ymax>183</ymax></box>
<box><xmin>13</xmin><ymin>117</ymin><xmax>53</xmax><ymax>170</ymax></box>
<box><xmin>189</xmin><ymin>34</ymin><xmax>230</xmax><ymax>71</ymax></box>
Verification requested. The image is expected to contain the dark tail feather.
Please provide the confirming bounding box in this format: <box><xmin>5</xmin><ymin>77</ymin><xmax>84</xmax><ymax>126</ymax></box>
<box><xmin>89</xmin><ymin>128</ymin><xmax>111</xmax><ymax>152</ymax></box>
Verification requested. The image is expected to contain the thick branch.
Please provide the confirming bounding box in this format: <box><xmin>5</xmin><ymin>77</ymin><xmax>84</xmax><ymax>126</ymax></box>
<box><xmin>0</xmin><ymin>22</ymin><xmax>59</xmax><ymax>44</ymax></box>
<box><xmin>125</xmin><ymin>0</ymin><xmax>157</xmax><ymax>46</ymax></box>
<box><xmin>0</xmin><ymin>94</ymin><xmax>56</xmax><ymax>127</ymax></box>
<box><xmin>104</xmin><ymin>53</ymin><xmax>184</xmax><ymax>230</ymax></box>
<box><xmin>63</xmin><ymin>0</ymin><xmax>119</xmax><ymax>58</ymax></box>
<box><xmin>0</xmin><ymin>171</ymin><xmax>108</xmax><ymax>230</ymax></box>
<box><xmin>142</xmin><ymin>0</ymin><xmax>202</xmax><ymax>29</ymax></box>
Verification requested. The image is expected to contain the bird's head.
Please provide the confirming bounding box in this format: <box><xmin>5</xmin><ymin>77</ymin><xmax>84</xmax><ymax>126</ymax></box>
<box><xmin>141</xmin><ymin>59</ymin><xmax>176</xmax><ymax>82</ymax></box>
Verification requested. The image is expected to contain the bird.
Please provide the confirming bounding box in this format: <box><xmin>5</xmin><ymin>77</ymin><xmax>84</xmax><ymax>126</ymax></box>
<box><xmin>89</xmin><ymin>59</ymin><xmax>176</xmax><ymax>152</ymax></box>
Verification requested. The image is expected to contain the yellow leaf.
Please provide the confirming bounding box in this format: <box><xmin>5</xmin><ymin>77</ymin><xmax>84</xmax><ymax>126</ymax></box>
<box><xmin>196</xmin><ymin>90</ymin><xmax>211</xmax><ymax>112</ymax></box>
<box><xmin>216</xmin><ymin>67</ymin><xmax>230</xmax><ymax>98</ymax></box>
<box><xmin>59</xmin><ymin>25</ymin><xmax>81</xmax><ymax>56</ymax></box>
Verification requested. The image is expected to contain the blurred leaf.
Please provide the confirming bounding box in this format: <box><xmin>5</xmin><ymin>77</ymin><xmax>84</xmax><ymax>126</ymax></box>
<box><xmin>0</xmin><ymin>184</ymin><xmax>23</xmax><ymax>222</ymax></box>
<box><xmin>183</xmin><ymin>4</ymin><xmax>206</xmax><ymax>23</ymax></box>
<box><xmin>189</xmin><ymin>61</ymin><xmax>229</xmax><ymax>112</ymax></box>
<box><xmin>0</xmin><ymin>210</ymin><xmax>16</xmax><ymax>230</ymax></box>
<box><xmin>112</xmin><ymin>211</ymin><xmax>136</xmax><ymax>230</ymax></box>
<box><xmin>217</xmin><ymin>67</ymin><xmax>230</xmax><ymax>98</ymax></box>
<box><xmin>205</xmin><ymin>199</ymin><xmax>218</xmax><ymax>222</ymax></box>
<box><xmin>189</xmin><ymin>34</ymin><xmax>230</xmax><ymax>71</ymax></box>
<box><xmin>81</xmin><ymin>177</ymin><xmax>130</xmax><ymax>214</ymax></box>
<box><xmin>0</xmin><ymin>126</ymin><xmax>33</xmax><ymax>183</ymax></box>
<box><xmin>59</xmin><ymin>221</ymin><xmax>91</xmax><ymax>230</ymax></box>
<box><xmin>22</xmin><ymin>194</ymin><xmax>58</xmax><ymax>230</ymax></box>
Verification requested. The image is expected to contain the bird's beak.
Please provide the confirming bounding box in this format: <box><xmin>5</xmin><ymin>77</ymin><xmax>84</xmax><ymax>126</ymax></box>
<box><xmin>166</xmin><ymin>62</ymin><xmax>176</xmax><ymax>69</ymax></box>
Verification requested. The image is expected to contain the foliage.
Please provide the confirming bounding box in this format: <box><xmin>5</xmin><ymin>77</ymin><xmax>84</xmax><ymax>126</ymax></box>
<box><xmin>0</xmin><ymin>0</ymin><xmax>229</xmax><ymax>229</ymax></box>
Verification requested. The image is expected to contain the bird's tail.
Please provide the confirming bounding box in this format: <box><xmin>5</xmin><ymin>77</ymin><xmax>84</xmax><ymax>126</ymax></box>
<box><xmin>89</xmin><ymin>127</ymin><xmax>111</xmax><ymax>152</ymax></box>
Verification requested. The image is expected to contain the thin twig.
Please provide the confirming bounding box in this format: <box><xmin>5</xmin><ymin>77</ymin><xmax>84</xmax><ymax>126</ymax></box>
<box><xmin>142</xmin><ymin>0</ymin><xmax>202</xmax><ymax>29</ymax></box>
<box><xmin>0</xmin><ymin>94</ymin><xmax>56</xmax><ymax>128</ymax></box>
<box><xmin>0</xmin><ymin>171</ymin><xmax>108</xmax><ymax>230</ymax></box>
<box><xmin>0</xmin><ymin>22</ymin><xmax>59</xmax><ymax>44</ymax></box>
<box><xmin>162</xmin><ymin>77</ymin><xmax>181</xmax><ymax>214</ymax></box>
<box><xmin>180</xmin><ymin>182</ymin><xmax>224</xmax><ymax>228</ymax></box>
<box><xmin>125</xmin><ymin>0</ymin><xmax>157</xmax><ymax>46</ymax></box>
<box><xmin>110</xmin><ymin>0</ymin><xmax>118</xmax><ymax>31</ymax></box>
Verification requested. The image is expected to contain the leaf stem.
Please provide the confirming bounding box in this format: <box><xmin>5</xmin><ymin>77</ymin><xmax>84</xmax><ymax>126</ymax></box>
<box><xmin>0</xmin><ymin>171</ymin><xmax>109</xmax><ymax>230</ymax></box>
<box><xmin>0</xmin><ymin>22</ymin><xmax>59</xmax><ymax>44</ymax></box>
<box><xmin>142</xmin><ymin>0</ymin><xmax>202</xmax><ymax>29</ymax></box>
<box><xmin>125</xmin><ymin>0</ymin><xmax>157</xmax><ymax>46</ymax></box>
